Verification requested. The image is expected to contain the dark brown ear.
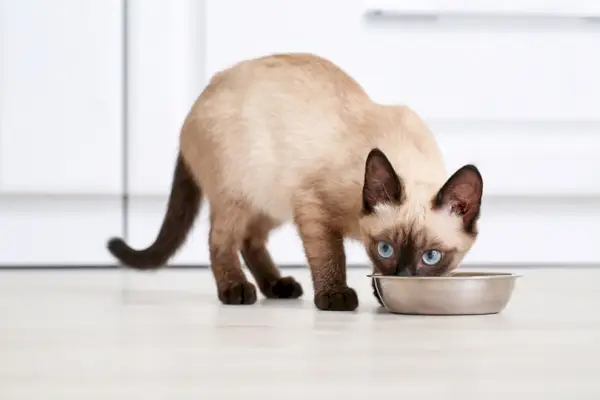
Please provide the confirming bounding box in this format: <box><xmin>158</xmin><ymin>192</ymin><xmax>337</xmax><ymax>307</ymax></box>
<box><xmin>362</xmin><ymin>148</ymin><xmax>403</xmax><ymax>213</ymax></box>
<box><xmin>433</xmin><ymin>164</ymin><xmax>483</xmax><ymax>233</ymax></box>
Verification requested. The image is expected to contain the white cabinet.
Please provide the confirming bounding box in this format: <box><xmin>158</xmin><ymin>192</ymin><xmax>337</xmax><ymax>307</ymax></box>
<box><xmin>127</xmin><ymin>0</ymin><xmax>600</xmax><ymax>266</ymax></box>
<box><xmin>0</xmin><ymin>0</ymin><xmax>124</xmax><ymax>265</ymax></box>
<box><xmin>0</xmin><ymin>196</ymin><xmax>123</xmax><ymax>266</ymax></box>
<box><xmin>0</xmin><ymin>0</ymin><xmax>124</xmax><ymax>195</ymax></box>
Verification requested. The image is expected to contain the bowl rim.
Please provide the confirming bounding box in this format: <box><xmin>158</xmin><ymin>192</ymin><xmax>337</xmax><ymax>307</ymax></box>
<box><xmin>368</xmin><ymin>271</ymin><xmax>523</xmax><ymax>280</ymax></box>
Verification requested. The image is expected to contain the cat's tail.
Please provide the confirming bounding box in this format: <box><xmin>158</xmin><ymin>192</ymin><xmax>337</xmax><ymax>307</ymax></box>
<box><xmin>106</xmin><ymin>152</ymin><xmax>202</xmax><ymax>269</ymax></box>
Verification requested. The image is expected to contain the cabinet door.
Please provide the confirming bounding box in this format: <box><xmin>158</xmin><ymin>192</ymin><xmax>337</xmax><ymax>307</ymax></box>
<box><xmin>0</xmin><ymin>196</ymin><xmax>123</xmax><ymax>266</ymax></box>
<box><xmin>0</xmin><ymin>0</ymin><xmax>123</xmax><ymax>195</ymax></box>
<box><xmin>0</xmin><ymin>0</ymin><xmax>124</xmax><ymax>266</ymax></box>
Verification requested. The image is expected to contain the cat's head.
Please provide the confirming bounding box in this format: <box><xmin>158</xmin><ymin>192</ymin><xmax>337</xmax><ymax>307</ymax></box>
<box><xmin>358</xmin><ymin>148</ymin><xmax>483</xmax><ymax>277</ymax></box>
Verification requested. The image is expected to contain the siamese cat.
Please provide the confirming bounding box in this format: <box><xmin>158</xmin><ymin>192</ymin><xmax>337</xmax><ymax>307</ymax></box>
<box><xmin>107</xmin><ymin>53</ymin><xmax>483</xmax><ymax>312</ymax></box>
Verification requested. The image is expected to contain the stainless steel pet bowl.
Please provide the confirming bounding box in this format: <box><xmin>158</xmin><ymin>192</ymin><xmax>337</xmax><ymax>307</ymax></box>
<box><xmin>369</xmin><ymin>272</ymin><xmax>522</xmax><ymax>315</ymax></box>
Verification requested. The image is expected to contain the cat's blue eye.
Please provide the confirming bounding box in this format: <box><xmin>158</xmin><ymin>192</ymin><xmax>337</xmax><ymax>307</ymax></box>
<box><xmin>422</xmin><ymin>250</ymin><xmax>442</xmax><ymax>265</ymax></box>
<box><xmin>377</xmin><ymin>241</ymin><xmax>395</xmax><ymax>259</ymax></box>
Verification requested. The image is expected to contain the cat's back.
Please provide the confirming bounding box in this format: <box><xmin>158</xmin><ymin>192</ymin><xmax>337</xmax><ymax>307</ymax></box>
<box><xmin>180</xmin><ymin>53</ymin><xmax>374</xmax><ymax>215</ymax></box>
<box><xmin>180</xmin><ymin>53</ymin><xmax>443</xmax><ymax>221</ymax></box>
<box><xmin>209</xmin><ymin>52</ymin><xmax>369</xmax><ymax>103</ymax></box>
<box><xmin>186</xmin><ymin>52</ymin><xmax>372</xmax><ymax>161</ymax></box>
<box><xmin>192</xmin><ymin>52</ymin><xmax>370</xmax><ymax>131</ymax></box>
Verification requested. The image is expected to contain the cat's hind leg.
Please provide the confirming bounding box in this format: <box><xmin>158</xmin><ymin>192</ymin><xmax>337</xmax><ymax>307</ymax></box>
<box><xmin>241</xmin><ymin>214</ymin><xmax>303</xmax><ymax>299</ymax></box>
<box><xmin>209</xmin><ymin>201</ymin><xmax>257</xmax><ymax>305</ymax></box>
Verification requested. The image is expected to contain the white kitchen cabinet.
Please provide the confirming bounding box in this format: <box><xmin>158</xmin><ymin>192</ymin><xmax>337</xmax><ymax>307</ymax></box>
<box><xmin>206</xmin><ymin>0</ymin><xmax>600</xmax><ymax>123</ymax></box>
<box><xmin>0</xmin><ymin>195</ymin><xmax>123</xmax><ymax>266</ymax></box>
<box><xmin>0</xmin><ymin>0</ymin><xmax>124</xmax><ymax>195</ymax></box>
<box><xmin>127</xmin><ymin>0</ymin><xmax>600</xmax><ymax>266</ymax></box>
<box><xmin>0</xmin><ymin>0</ymin><xmax>124</xmax><ymax>265</ymax></box>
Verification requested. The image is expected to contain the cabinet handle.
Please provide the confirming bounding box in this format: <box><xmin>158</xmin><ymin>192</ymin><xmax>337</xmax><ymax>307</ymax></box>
<box><xmin>364</xmin><ymin>0</ymin><xmax>600</xmax><ymax>21</ymax></box>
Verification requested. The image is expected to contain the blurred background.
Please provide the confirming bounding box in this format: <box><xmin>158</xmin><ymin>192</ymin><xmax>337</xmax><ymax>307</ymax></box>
<box><xmin>1</xmin><ymin>0</ymin><xmax>599</xmax><ymax>269</ymax></box>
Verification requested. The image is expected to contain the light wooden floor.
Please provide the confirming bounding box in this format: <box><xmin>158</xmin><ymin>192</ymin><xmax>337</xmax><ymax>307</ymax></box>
<box><xmin>0</xmin><ymin>266</ymin><xmax>599</xmax><ymax>399</ymax></box>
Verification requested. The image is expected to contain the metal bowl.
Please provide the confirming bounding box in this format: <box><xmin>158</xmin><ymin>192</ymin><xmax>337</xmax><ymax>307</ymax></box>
<box><xmin>369</xmin><ymin>271</ymin><xmax>522</xmax><ymax>315</ymax></box>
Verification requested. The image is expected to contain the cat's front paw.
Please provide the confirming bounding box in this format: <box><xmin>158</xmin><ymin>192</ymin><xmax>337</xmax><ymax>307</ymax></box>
<box><xmin>218</xmin><ymin>281</ymin><xmax>257</xmax><ymax>305</ymax></box>
<box><xmin>314</xmin><ymin>286</ymin><xmax>358</xmax><ymax>311</ymax></box>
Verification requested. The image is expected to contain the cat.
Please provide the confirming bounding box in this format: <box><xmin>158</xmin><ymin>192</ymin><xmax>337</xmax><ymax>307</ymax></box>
<box><xmin>107</xmin><ymin>53</ymin><xmax>484</xmax><ymax>312</ymax></box>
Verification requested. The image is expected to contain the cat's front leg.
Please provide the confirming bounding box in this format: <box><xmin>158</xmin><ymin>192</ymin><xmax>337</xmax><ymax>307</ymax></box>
<box><xmin>294</xmin><ymin>206</ymin><xmax>358</xmax><ymax>312</ymax></box>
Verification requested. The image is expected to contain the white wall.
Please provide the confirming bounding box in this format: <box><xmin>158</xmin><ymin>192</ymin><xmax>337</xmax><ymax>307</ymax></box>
<box><xmin>1</xmin><ymin>0</ymin><xmax>599</xmax><ymax>266</ymax></box>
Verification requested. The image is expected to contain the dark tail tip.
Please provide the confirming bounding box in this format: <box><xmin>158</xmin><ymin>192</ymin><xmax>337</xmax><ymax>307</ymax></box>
<box><xmin>106</xmin><ymin>237</ymin><xmax>164</xmax><ymax>270</ymax></box>
<box><xmin>107</xmin><ymin>237</ymin><xmax>128</xmax><ymax>258</ymax></box>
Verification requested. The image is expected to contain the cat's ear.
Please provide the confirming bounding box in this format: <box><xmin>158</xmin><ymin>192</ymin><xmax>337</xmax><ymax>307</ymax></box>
<box><xmin>362</xmin><ymin>148</ymin><xmax>403</xmax><ymax>213</ymax></box>
<box><xmin>433</xmin><ymin>164</ymin><xmax>483</xmax><ymax>233</ymax></box>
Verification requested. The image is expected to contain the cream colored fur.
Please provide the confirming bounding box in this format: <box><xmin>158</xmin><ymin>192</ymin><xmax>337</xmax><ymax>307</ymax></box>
<box><xmin>179</xmin><ymin>53</ymin><xmax>475</xmax><ymax>270</ymax></box>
